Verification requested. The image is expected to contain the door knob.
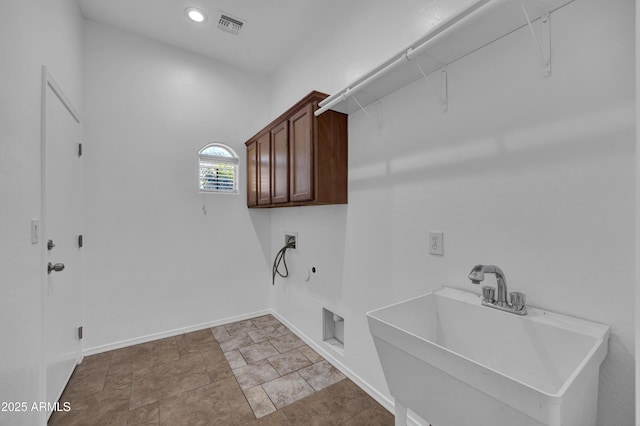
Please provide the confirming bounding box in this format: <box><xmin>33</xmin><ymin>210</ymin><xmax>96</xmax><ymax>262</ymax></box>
<box><xmin>48</xmin><ymin>262</ymin><xmax>65</xmax><ymax>274</ymax></box>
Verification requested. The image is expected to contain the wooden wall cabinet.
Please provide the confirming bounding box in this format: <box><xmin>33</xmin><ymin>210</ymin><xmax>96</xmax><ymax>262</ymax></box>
<box><xmin>256</xmin><ymin>132</ymin><xmax>271</xmax><ymax>205</ymax></box>
<box><xmin>270</xmin><ymin>121</ymin><xmax>289</xmax><ymax>204</ymax></box>
<box><xmin>245</xmin><ymin>91</ymin><xmax>347</xmax><ymax>208</ymax></box>
<box><xmin>289</xmin><ymin>104</ymin><xmax>313</xmax><ymax>203</ymax></box>
<box><xmin>246</xmin><ymin>141</ymin><xmax>257</xmax><ymax>207</ymax></box>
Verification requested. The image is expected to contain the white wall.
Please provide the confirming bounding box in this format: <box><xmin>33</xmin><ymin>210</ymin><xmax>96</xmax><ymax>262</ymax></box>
<box><xmin>0</xmin><ymin>1</ymin><xmax>84</xmax><ymax>425</ymax></box>
<box><xmin>82</xmin><ymin>21</ymin><xmax>273</xmax><ymax>351</ymax></box>
<box><xmin>268</xmin><ymin>1</ymin><xmax>636</xmax><ymax>425</ymax></box>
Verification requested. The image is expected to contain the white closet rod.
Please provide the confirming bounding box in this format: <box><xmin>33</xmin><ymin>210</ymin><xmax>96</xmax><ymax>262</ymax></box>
<box><xmin>315</xmin><ymin>55</ymin><xmax>407</xmax><ymax>116</ymax></box>
<box><xmin>314</xmin><ymin>0</ymin><xmax>510</xmax><ymax>117</ymax></box>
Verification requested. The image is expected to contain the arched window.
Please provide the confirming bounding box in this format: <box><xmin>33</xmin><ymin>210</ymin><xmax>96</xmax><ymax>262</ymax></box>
<box><xmin>198</xmin><ymin>143</ymin><xmax>239</xmax><ymax>194</ymax></box>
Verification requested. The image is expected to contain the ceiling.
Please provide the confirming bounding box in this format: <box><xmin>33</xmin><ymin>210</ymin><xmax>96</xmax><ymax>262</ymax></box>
<box><xmin>78</xmin><ymin>0</ymin><xmax>351</xmax><ymax>75</ymax></box>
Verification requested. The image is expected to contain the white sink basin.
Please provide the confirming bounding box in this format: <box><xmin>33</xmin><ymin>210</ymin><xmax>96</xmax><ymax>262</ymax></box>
<box><xmin>367</xmin><ymin>287</ymin><xmax>609</xmax><ymax>426</ymax></box>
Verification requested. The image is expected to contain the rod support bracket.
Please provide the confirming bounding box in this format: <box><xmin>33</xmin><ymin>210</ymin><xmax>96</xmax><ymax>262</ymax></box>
<box><xmin>440</xmin><ymin>66</ymin><xmax>448</xmax><ymax>112</ymax></box>
<box><xmin>521</xmin><ymin>1</ymin><xmax>551</xmax><ymax>77</ymax></box>
<box><xmin>351</xmin><ymin>94</ymin><xmax>382</xmax><ymax>129</ymax></box>
<box><xmin>416</xmin><ymin>64</ymin><xmax>448</xmax><ymax>112</ymax></box>
<box><xmin>540</xmin><ymin>12</ymin><xmax>551</xmax><ymax>77</ymax></box>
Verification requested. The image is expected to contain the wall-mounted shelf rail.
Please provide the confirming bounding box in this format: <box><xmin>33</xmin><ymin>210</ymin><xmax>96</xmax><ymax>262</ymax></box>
<box><xmin>315</xmin><ymin>0</ymin><xmax>574</xmax><ymax>117</ymax></box>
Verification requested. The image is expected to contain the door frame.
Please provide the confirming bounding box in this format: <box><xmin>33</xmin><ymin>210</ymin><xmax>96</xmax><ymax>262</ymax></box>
<box><xmin>40</xmin><ymin>66</ymin><xmax>82</xmax><ymax>421</ymax></box>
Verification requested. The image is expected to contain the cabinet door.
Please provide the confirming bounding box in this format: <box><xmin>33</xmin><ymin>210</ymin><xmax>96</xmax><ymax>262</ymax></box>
<box><xmin>246</xmin><ymin>141</ymin><xmax>257</xmax><ymax>207</ymax></box>
<box><xmin>270</xmin><ymin>121</ymin><xmax>289</xmax><ymax>204</ymax></box>
<box><xmin>256</xmin><ymin>132</ymin><xmax>271</xmax><ymax>205</ymax></box>
<box><xmin>289</xmin><ymin>104</ymin><xmax>314</xmax><ymax>202</ymax></box>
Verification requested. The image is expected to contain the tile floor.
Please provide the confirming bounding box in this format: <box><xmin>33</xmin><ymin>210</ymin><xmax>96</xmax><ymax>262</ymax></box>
<box><xmin>49</xmin><ymin>314</ymin><xmax>394</xmax><ymax>425</ymax></box>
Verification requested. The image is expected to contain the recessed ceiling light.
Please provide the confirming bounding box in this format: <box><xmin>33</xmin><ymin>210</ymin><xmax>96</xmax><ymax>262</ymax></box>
<box><xmin>185</xmin><ymin>7</ymin><xmax>207</xmax><ymax>23</ymax></box>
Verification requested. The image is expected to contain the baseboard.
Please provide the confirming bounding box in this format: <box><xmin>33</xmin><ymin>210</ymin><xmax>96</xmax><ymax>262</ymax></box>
<box><xmin>82</xmin><ymin>309</ymin><xmax>272</xmax><ymax>357</ymax></box>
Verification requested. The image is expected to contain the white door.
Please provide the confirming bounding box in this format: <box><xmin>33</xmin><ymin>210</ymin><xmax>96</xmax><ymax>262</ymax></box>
<box><xmin>42</xmin><ymin>67</ymin><xmax>83</xmax><ymax>413</ymax></box>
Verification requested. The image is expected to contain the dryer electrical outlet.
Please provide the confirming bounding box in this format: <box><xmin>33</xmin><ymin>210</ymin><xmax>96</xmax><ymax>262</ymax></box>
<box><xmin>429</xmin><ymin>232</ymin><xmax>444</xmax><ymax>256</ymax></box>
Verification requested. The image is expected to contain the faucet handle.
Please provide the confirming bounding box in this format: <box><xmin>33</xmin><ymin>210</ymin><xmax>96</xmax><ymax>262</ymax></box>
<box><xmin>481</xmin><ymin>286</ymin><xmax>495</xmax><ymax>303</ymax></box>
<box><xmin>510</xmin><ymin>292</ymin><xmax>526</xmax><ymax>311</ymax></box>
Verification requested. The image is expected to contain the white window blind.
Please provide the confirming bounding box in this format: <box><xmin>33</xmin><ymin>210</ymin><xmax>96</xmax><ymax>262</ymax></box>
<box><xmin>198</xmin><ymin>143</ymin><xmax>239</xmax><ymax>194</ymax></box>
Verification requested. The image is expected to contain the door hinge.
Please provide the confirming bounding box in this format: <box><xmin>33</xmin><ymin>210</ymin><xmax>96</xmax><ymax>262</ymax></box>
<box><xmin>78</xmin><ymin>235</ymin><xmax>83</xmax><ymax>248</ymax></box>
<box><xmin>78</xmin><ymin>143</ymin><xmax>83</xmax><ymax>157</ymax></box>
<box><xmin>78</xmin><ymin>326</ymin><xmax>83</xmax><ymax>340</ymax></box>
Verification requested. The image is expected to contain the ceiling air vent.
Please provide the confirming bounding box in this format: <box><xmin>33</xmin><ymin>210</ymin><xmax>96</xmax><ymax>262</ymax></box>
<box><xmin>217</xmin><ymin>11</ymin><xmax>245</xmax><ymax>35</ymax></box>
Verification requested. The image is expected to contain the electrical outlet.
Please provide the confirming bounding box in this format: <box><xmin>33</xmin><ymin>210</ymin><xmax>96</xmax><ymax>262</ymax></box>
<box><xmin>429</xmin><ymin>232</ymin><xmax>444</xmax><ymax>256</ymax></box>
<box><xmin>284</xmin><ymin>232</ymin><xmax>297</xmax><ymax>252</ymax></box>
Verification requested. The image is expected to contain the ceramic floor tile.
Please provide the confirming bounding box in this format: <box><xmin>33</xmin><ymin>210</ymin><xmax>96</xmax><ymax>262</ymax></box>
<box><xmin>211</xmin><ymin>325</ymin><xmax>232</xmax><ymax>342</ymax></box>
<box><xmin>183</xmin><ymin>329</ymin><xmax>216</xmax><ymax>346</ymax></box>
<box><xmin>103</xmin><ymin>371</ymin><xmax>133</xmax><ymax>395</ymax></box>
<box><xmin>158</xmin><ymin>377</ymin><xmax>254</xmax><ymax>426</ymax></box>
<box><xmin>341</xmin><ymin>402</ymin><xmax>395</xmax><ymax>425</ymax></box>
<box><xmin>77</xmin><ymin>352</ymin><xmax>113</xmax><ymax>372</ymax></box>
<box><xmin>239</xmin><ymin>340</ymin><xmax>280</xmax><ymax>364</ymax></box>
<box><xmin>233</xmin><ymin>359</ymin><xmax>280</xmax><ymax>391</ymax></box>
<box><xmin>242</xmin><ymin>410</ymin><xmax>292</xmax><ymax>426</ymax></box>
<box><xmin>251</xmin><ymin>314</ymin><xmax>282</xmax><ymax>329</ymax></box>
<box><xmin>296</xmin><ymin>346</ymin><xmax>323</xmax><ymax>364</ymax></box>
<box><xmin>298</xmin><ymin>360</ymin><xmax>346</xmax><ymax>391</ymax></box>
<box><xmin>108</xmin><ymin>337</ymin><xmax>180</xmax><ymax>377</ymax></box>
<box><xmin>49</xmin><ymin>386</ymin><xmax>130</xmax><ymax>426</ymax></box>
<box><xmin>174</xmin><ymin>334</ymin><xmax>200</xmax><ymax>359</ymax></box>
<box><xmin>273</xmin><ymin>324</ymin><xmax>291</xmax><ymax>335</ymax></box>
<box><xmin>218</xmin><ymin>333</ymin><xmax>255</xmax><ymax>353</ymax></box>
<box><xmin>225</xmin><ymin>319</ymin><xmax>259</xmax><ymax>336</ymax></box>
<box><xmin>224</xmin><ymin>349</ymin><xmax>248</xmax><ymax>369</ymax></box>
<box><xmin>129</xmin><ymin>353</ymin><xmax>211</xmax><ymax>409</ymax></box>
<box><xmin>278</xmin><ymin>380</ymin><xmax>339</xmax><ymax>425</ymax></box>
<box><xmin>267</xmin><ymin>349</ymin><xmax>312</xmax><ymax>376</ymax></box>
<box><xmin>247</xmin><ymin>326</ymin><xmax>286</xmax><ymax>343</ymax></box>
<box><xmin>269</xmin><ymin>333</ymin><xmax>305</xmax><ymax>353</ymax></box>
<box><xmin>128</xmin><ymin>401</ymin><xmax>159</xmax><ymax>425</ymax></box>
<box><xmin>306</xmin><ymin>379</ymin><xmax>375</xmax><ymax>424</ymax></box>
<box><xmin>49</xmin><ymin>405</ymin><xmax>129</xmax><ymax>426</ymax></box>
<box><xmin>109</xmin><ymin>337</ymin><xmax>175</xmax><ymax>360</ymax></box>
<box><xmin>175</xmin><ymin>330</ymin><xmax>216</xmax><ymax>358</ymax></box>
<box><xmin>280</xmin><ymin>397</ymin><xmax>332</xmax><ymax>426</ymax></box>
<box><xmin>61</xmin><ymin>356</ymin><xmax>111</xmax><ymax>398</ymax></box>
<box><xmin>244</xmin><ymin>385</ymin><xmax>277</xmax><ymax>418</ymax></box>
<box><xmin>198</xmin><ymin>342</ymin><xmax>233</xmax><ymax>383</ymax></box>
<box><xmin>261</xmin><ymin>372</ymin><xmax>315</xmax><ymax>409</ymax></box>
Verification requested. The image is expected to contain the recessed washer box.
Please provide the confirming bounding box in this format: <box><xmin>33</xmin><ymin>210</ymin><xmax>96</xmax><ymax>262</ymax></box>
<box><xmin>322</xmin><ymin>308</ymin><xmax>344</xmax><ymax>354</ymax></box>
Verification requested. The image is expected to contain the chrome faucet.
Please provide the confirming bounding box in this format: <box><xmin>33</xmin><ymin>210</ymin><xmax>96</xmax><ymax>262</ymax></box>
<box><xmin>468</xmin><ymin>265</ymin><xmax>527</xmax><ymax>315</ymax></box>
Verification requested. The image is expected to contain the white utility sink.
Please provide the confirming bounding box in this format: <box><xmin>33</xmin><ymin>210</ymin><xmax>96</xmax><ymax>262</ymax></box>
<box><xmin>367</xmin><ymin>287</ymin><xmax>609</xmax><ymax>426</ymax></box>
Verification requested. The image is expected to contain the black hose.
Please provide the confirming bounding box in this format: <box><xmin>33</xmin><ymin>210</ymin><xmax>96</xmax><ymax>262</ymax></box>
<box><xmin>272</xmin><ymin>242</ymin><xmax>296</xmax><ymax>285</ymax></box>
